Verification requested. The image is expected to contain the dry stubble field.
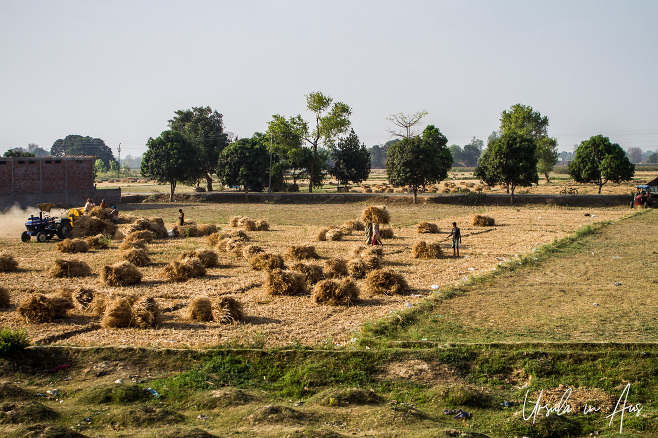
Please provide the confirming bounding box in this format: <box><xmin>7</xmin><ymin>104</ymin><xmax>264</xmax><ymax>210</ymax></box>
<box><xmin>0</xmin><ymin>202</ymin><xmax>631</xmax><ymax>349</ymax></box>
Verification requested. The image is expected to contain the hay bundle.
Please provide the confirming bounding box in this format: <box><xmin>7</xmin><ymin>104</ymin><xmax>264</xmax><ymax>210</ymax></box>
<box><xmin>379</xmin><ymin>227</ymin><xmax>394</xmax><ymax>239</ymax></box>
<box><xmin>286</xmin><ymin>244</ymin><xmax>319</xmax><ymax>260</ymax></box>
<box><xmin>350</xmin><ymin>245</ymin><xmax>368</xmax><ymax>259</ymax></box>
<box><xmin>56</xmin><ymin>238</ymin><xmax>90</xmax><ymax>253</ymax></box>
<box><xmin>313</xmin><ymin>278</ymin><xmax>359</xmax><ymax>306</ymax></box>
<box><xmin>126</xmin><ymin>217</ymin><xmax>168</xmax><ymax>238</ymax></box>
<box><xmin>290</xmin><ymin>262</ymin><xmax>324</xmax><ymax>285</ymax></box>
<box><xmin>88</xmin><ymin>206</ymin><xmax>114</xmax><ymax>221</ymax></box>
<box><xmin>417</xmin><ymin>222</ymin><xmax>439</xmax><ymax>234</ymax></box>
<box><xmin>242</xmin><ymin>219</ymin><xmax>257</xmax><ymax>231</ymax></box>
<box><xmin>242</xmin><ymin>244</ymin><xmax>264</xmax><ymax>259</ymax></box>
<box><xmin>316</xmin><ymin>227</ymin><xmax>330</xmax><ymax>241</ymax></box>
<box><xmin>121</xmin><ymin>248</ymin><xmax>151</xmax><ymax>267</ymax></box>
<box><xmin>71</xmin><ymin>215</ymin><xmax>117</xmax><ymax>238</ymax></box>
<box><xmin>100</xmin><ymin>297</ymin><xmax>133</xmax><ymax>328</ymax></box>
<box><xmin>250</xmin><ymin>253</ymin><xmax>285</xmax><ymax>271</ymax></box>
<box><xmin>413</xmin><ymin>241</ymin><xmax>443</xmax><ymax>259</ymax></box>
<box><xmin>473</xmin><ymin>215</ymin><xmax>495</xmax><ymax>226</ymax></box>
<box><xmin>213</xmin><ymin>297</ymin><xmax>244</xmax><ymax>323</ymax></box>
<box><xmin>100</xmin><ymin>261</ymin><xmax>142</xmax><ymax>286</ymax></box>
<box><xmin>162</xmin><ymin>258</ymin><xmax>206</xmax><ymax>282</ymax></box>
<box><xmin>362</xmin><ymin>254</ymin><xmax>381</xmax><ymax>270</ymax></box>
<box><xmin>50</xmin><ymin>259</ymin><xmax>91</xmax><ymax>278</ymax></box>
<box><xmin>229</xmin><ymin>216</ymin><xmax>242</xmax><ymax>227</ymax></box>
<box><xmin>347</xmin><ymin>258</ymin><xmax>367</xmax><ymax>279</ymax></box>
<box><xmin>186</xmin><ymin>296</ymin><xmax>213</xmax><ymax>322</ymax></box>
<box><xmin>221</xmin><ymin>229</ymin><xmax>249</xmax><ymax>241</ymax></box>
<box><xmin>49</xmin><ymin>289</ymin><xmax>74</xmax><ymax>318</ymax></box>
<box><xmin>197</xmin><ymin>224</ymin><xmax>218</xmax><ymax>236</ymax></box>
<box><xmin>364</xmin><ymin>269</ymin><xmax>410</xmax><ymax>296</ymax></box>
<box><xmin>323</xmin><ymin>258</ymin><xmax>348</xmax><ymax>278</ymax></box>
<box><xmin>361</xmin><ymin>246</ymin><xmax>383</xmax><ymax>258</ymax></box>
<box><xmin>325</xmin><ymin>228</ymin><xmax>344</xmax><ymax>241</ymax></box>
<box><xmin>72</xmin><ymin>288</ymin><xmax>95</xmax><ymax>312</ymax></box>
<box><xmin>255</xmin><ymin>219</ymin><xmax>269</xmax><ymax>231</ymax></box>
<box><xmin>265</xmin><ymin>269</ymin><xmax>308</xmax><ymax>296</ymax></box>
<box><xmin>361</xmin><ymin>206</ymin><xmax>390</xmax><ymax>224</ymax></box>
<box><xmin>342</xmin><ymin>220</ymin><xmax>364</xmax><ymax>231</ymax></box>
<box><xmin>0</xmin><ymin>286</ymin><xmax>10</xmax><ymax>307</ymax></box>
<box><xmin>339</xmin><ymin>225</ymin><xmax>353</xmax><ymax>236</ymax></box>
<box><xmin>228</xmin><ymin>241</ymin><xmax>245</xmax><ymax>257</ymax></box>
<box><xmin>181</xmin><ymin>249</ymin><xmax>219</xmax><ymax>267</ymax></box>
<box><xmin>131</xmin><ymin>296</ymin><xmax>160</xmax><ymax>328</ymax></box>
<box><xmin>207</xmin><ymin>231</ymin><xmax>224</xmax><ymax>247</ymax></box>
<box><xmin>119</xmin><ymin>238</ymin><xmax>147</xmax><ymax>251</ymax></box>
<box><xmin>17</xmin><ymin>294</ymin><xmax>54</xmax><ymax>323</ymax></box>
<box><xmin>125</xmin><ymin>230</ymin><xmax>156</xmax><ymax>243</ymax></box>
<box><xmin>84</xmin><ymin>234</ymin><xmax>110</xmax><ymax>249</ymax></box>
<box><xmin>0</xmin><ymin>251</ymin><xmax>19</xmax><ymax>272</ymax></box>
<box><xmin>173</xmin><ymin>225</ymin><xmax>200</xmax><ymax>238</ymax></box>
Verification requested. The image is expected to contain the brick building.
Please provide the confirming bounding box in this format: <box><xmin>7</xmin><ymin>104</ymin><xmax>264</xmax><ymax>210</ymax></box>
<box><xmin>0</xmin><ymin>156</ymin><xmax>120</xmax><ymax>209</ymax></box>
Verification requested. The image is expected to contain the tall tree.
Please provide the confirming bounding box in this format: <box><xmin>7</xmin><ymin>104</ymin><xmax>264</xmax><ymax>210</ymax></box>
<box><xmin>462</xmin><ymin>137</ymin><xmax>484</xmax><ymax>167</ymax></box>
<box><xmin>140</xmin><ymin>130</ymin><xmax>200</xmax><ymax>202</ymax></box>
<box><xmin>449</xmin><ymin>145</ymin><xmax>464</xmax><ymax>166</ymax></box>
<box><xmin>625</xmin><ymin>147</ymin><xmax>643</xmax><ymax>164</ymax></box>
<box><xmin>216</xmin><ymin>134</ymin><xmax>270</xmax><ymax>193</ymax></box>
<box><xmin>474</xmin><ymin>132</ymin><xmax>538</xmax><ymax>204</ymax></box>
<box><xmin>368</xmin><ymin>144</ymin><xmax>387</xmax><ymax>169</ymax></box>
<box><xmin>267</xmin><ymin>114</ymin><xmax>307</xmax><ymax>191</ymax></box>
<box><xmin>51</xmin><ymin>135</ymin><xmax>116</xmax><ymax>168</ymax></box>
<box><xmin>387</xmin><ymin>111</ymin><xmax>428</xmax><ymax>139</ymax></box>
<box><xmin>329</xmin><ymin>130</ymin><xmax>371</xmax><ymax>189</ymax></box>
<box><xmin>569</xmin><ymin>135</ymin><xmax>635</xmax><ymax>194</ymax></box>
<box><xmin>386</xmin><ymin>125</ymin><xmax>452</xmax><ymax>204</ymax></box>
<box><xmin>168</xmin><ymin>106</ymin><xmax>228</xmax><ymax>192</ymax></box>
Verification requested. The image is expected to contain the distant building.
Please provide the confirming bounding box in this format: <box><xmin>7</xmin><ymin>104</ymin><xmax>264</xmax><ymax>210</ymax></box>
<box><xmin>0</xmin><ymin>156</ymin><xmax>120</xmax><ymax>209</ymax></box>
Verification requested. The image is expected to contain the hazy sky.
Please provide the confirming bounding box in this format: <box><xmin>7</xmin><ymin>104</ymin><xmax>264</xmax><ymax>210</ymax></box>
<box><xmin>2</xmin><ymin>0</ymin><xmax>657</xmax><ymax>159</ymax></box>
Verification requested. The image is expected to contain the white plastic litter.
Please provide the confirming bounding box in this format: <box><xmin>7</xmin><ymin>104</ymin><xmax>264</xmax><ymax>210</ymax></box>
<box><xmin>431</xmin><ymin>285</ymin><xmax>440</xmax><ymax>290</ymax></box>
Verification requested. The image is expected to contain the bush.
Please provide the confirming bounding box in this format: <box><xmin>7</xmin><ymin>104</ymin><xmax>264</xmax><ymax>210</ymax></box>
<box><xmin>0</xmin><ymin>328</ymin><xmax>29</xmax><ymax>356</ymax></box>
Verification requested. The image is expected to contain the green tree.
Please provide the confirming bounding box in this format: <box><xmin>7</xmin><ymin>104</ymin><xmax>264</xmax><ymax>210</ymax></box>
<box><xmin>267</xmin><ymin>114</ymin><xmax>307</xmax><ymax>191</ymax></box>
<box><xmin>3</xmin><ymin>149</ymin><xmax>35</xmax><ymax>157</ymax></box>
<box><xmin>569</xmin><ymin>135</ymin><xmax>635</xmax><ymax>194</ymax></box>
<box><xmin>474</xmin><ymin>132</ymin><xmax>538</xmax><ymax>204</ymax></box>
<box><xmin>140</xmin><ymin>130</ymin><xmax>200</xmax><ymax>202</ymax></box>
<box><xmin>368</xmin><ymin>144</ymin><xmax>387</xmax><ymax>169</ymax></box>
<box><xmin>463</xmin><ymin>137</ymin><xmax>483</xmax><ymax>167</ymax></box>
<box><xmin>51</xmin><ymin>135</ymin><xmax>116</xmax><ymax>168</ymax></box>
<box><xmin>216</xmin><ymin>134</ymin><xmax>270</xmax><ymax>193</ymax></box>
<box><xmin>386</xmin><ymin>125</ymin><xmax>452</xmax><ymax>204</ymax></box>
<box><xmin>648</xmin><ymin>152</ymin><xmax>658</xmax><ymax>164</ymax></box>
<box><xmin>168</xmin><ymin>106</ymin><xmax>228</xmax><ymax>192</ymax></box>
<box><xmin>329</xmin><ymin>130</ymin><xmax>371</xmax><ymax>189</ymax></box>
<box><xmin>449</xmin><ymin>145</ymin><xmax>464</xmax><ymax>166</ymax></box>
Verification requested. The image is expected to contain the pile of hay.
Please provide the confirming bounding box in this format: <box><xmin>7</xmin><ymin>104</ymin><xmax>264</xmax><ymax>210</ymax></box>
<box><xmin>162</xmin><ymin>258</ymin><xmax>206</xmax><ymax>282</ymax></box>
<box><xmin>186</xmin><ymin>296</ymin><xmax>213</xmax><ymax>322</ymax></box>
<box><xmin>125</xmin><ymin>230</ymin><xmax>156</xmax><ymax>243</ymax></box>
<box><xmin>84</xmin><ymin>234</ymin><xmax>110</xmax><ymax>249</ymax></box>
<box><xmin>364</xmin><ymin>269</ymin><xmax>410</xmax><ymax>296</ymax></box>
<box><xmin>254</xmin><ymin>219</ymin><xmax>269</xmax><ymax>231</ymax></box>
<box><xmin>88</xmin><ymin>206</ymin><xmax>114</xmax><ymax>221</ymax></box>
<box><xmin>100</xmin><ymin>297</ymin><xmax>134</xmax><ymax>328</ymax></box>
<box><xmin>265</xmin><ymin>269</ymin><xmax>308</xmax><ymax>296</ymax></box>
<box><xmin>100</xmin><ymin>261</ymin><xmax>142</xmax><ymax>286</ymax></box>
<box><xmin>50</xmin><ymin>259</ymin><xmax>91</xmax><ymax>278</ymax></box>
<box><xmin>379</xmin><ymin>227</ymin><xmax>395</xmax><ymax>239</ymax></box>
<box><xmin>341</xmin><ymin>220</ymin><xmax>364</xmax><ymax>231</ymax></box>
<box><xmin>125</xmin><ymin>217</ymin><xmax>168</xmax><ymax>238</ymax></box>
<box><xmin>131</xmin><ymin>296</ymin><xmax>160</xmax><ymax>328</ymax></box>
<box><xmin>323</xmin><ymin>258</ymin><xmax>348</xmax><ymax>278</ymax></box>
<box><xmin>361</xmin><ymin>206</ymin><xmax>390</xmax><ymax>224</ymax></box>
<box><xmin>56</xmin><ymin>238</ymin><xmax>90</xmax><ymax>254</ymax></box>
<box><xmin>231</xmin><ymin>216</ymin><xmax>268</xmax><ymax>231</ymax></box>
<box><xmin>361</xmin><ymin>246</ymin><xmax>383</xmax><ymax>258</ymax></box>
<box><xmin>473</xmin><ymin>215</ymin><xmax>495</xmax><ymax>226</ymax></box>
<box><xmin>207</xmin><ymin>231</ymin><xmax>224</xmax><ymax>247</ymax></box>
<box><xmin>350</xmin><ymin>245</ymin><xmax>369</xmax><ymax>258</ymax></box>
<box><xmin>119</xmin><ymin>238</ymin><xmax>147</xmax><ymax>251</ymax></box>
<box><xmin>241</xmin><ymin>219</ymin><xmax>257</xmax><ymax>231</ymax></box>
<box><xmin>289</xmin><ymin>262</ymin><xmax>323</xmax><ymax>286</ymax></box>
<box><xmin>250</xmin><ymin>253</ymin><xmax>285</xmax><ymax>271</ymax></box>
<box><xmin>417</xmin><ymin>222</ymin><xmax>439</xmax><ymax>233</ymax></box>
<box><xmin>121</xmin><ymin>248</ymin><xmax>151</xmax><ymax>267</ymax></box>
<box><xmin>242</xmin><ymin>245</ymin><xmax>264</xmax><ymax>259</ymax></box>
<box><xmin>286</xmin><ymin>244</ymin><xmax>319</xmax><ymax>260</ymax></box>
<box><xmin>221</xmin><ymin>229</ymin><xmax>249</xmax><ymax>241</ymax></box>
<box><xmin>347</xmin><ymin>258</ymin><xmax>367</xmax><ymax>279</ymax></box>
<box><xmin>72</xmin><ymin>288</ymin><xmax>96</xmax><ymax>312</ymax></box>
<box><xmin>213</xmin><ymin>296</ymin><xmax>244</xmax><ymax>323</ymax></box>
<box><xmin>316</xmin><ymin>227</ymin><xmax>330</xmax><ymax>241</ymax></box>
<box><xmin>0</xmin><ymin>286</ymin><xmax>10</xmax><ymax>307</ymax></box>
<box><xmin>229</xmin><ymin>216</ymin><xmax>243</xmax><ymax>227</ymax></box>
<box><xmin>325</xmin><ymin>228</ymin><xmax>344</xmax><ymax>241</ymax></box>
<box><xmin>197</xmin><ymin>224</ymin><xmax>218</xmax><ymax>236</ymax></box>
<box><xmin>0</xmin><ymin>251</ymin><xmax>19</xmax><ymax>272</ymax></box>
<box><xmin>362</xmin><ymin>254</ymin><xmax>381</xmax><ymax>270</ymax></box>
<box><xmin>49</xmin><ymin>289</ymin><xmax>75</xmax><ymax>317</ymax></box>
<box><xmin>173</xmin><ymin>225</ymin><xmax>200</xmax><ymax>238</ymax></box>
<box><xmin>180</xmin><ymin>249</ymin><xmax>218</xmax><ymax>267</ymax></box>
<box><xmin>313</xmin><ymin>278</ymin><xmax>359</xmax><ymax>306</ymax></box>
<box><xmin>71</xmin><ymin>215</ymin><xmax>117</xmax><ymax>238</ymax></box>
<box><xmin>412</xmin><ymin>241</ymin><xmax>443</xmax><ymax>259</ymax></box>
<box><xmin>17</xmin><ymin>290</ymin><xmax>74</xmax><ymax>323</ymax></box>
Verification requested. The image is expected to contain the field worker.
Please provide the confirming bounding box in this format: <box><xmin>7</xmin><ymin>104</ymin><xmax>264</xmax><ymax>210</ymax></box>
<box><xmin>178</xmin><ymin>209</ymin><xmax>185</xmax><ymax>226</ymax></box>
<box><xmin>99</xmin><ymin>199</ymin><xmax>107</xmax><ymax>209</ymax></box>
<box><xmin>371</xmin><ymin>223</ymin><xmax>382</xmax><ymax>246</ymax></box>
<box><xmin>84</xmin><ymin>198</ymin><xmax>95</xmax><ymax>213</ymax></box>
<box><xmin>444</xmin><ymin>222</ymin><xmax>462</xmax><ymax>257</ymax></box>
<box><xmin>364</xmin><ymin>221</ymin><xmax>373</xmax><ymax>244</ymax></box>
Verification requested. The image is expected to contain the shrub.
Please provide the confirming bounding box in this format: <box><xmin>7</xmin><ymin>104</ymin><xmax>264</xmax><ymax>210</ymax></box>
<box><xmin>0</xmin><ymin>328</ymin><xmax>29</xmax><ymax>356</ymax></box>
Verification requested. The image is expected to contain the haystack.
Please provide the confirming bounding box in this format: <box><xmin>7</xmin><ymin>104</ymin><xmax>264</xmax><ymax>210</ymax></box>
<box><xmin>71</xmin><ymin>215</ymin><xmax>117</xmax><ymax>238</ymax></box>
<box><xmin>131</xmin><ymin>296</ymin><xmax>160</xmax><ymax>328</ymax></box>
<box><xmin>362</xmin><ymin>255</ymin><xmax>381</xmax><ymax>270</ymax></box>
<box><xmin>290</xmin><ymin>262</ymin><xmax>324</xmax><ymax>286</ymax></box>
<box><xmin>347</xmin><ymin>258</ymin><xmax>367</xmax><ymax>279</ymax></box>
<box><xmin>162</xmin><ymin>258</ymin><xmax>206</xmax><ymax>282</ymax></box>
<box><xmin>173</xmin><ymin>225</ymin><xmax>200</xmax><ymax>238</ymax></box>
<box><xmin>341</xmin><ymin>220</ymin><xmax>364</xmax><ymax>231</ymax></box>
<box><xmin>242</xmin><ymin>244</ymin><xmax>264</xmax><ymax>259</ymax></box>
<box><xmin>125</xmin><ymin>230</ymin><xmax>156</xmax><ymax>243</ymax></box>
<box><xmin>361</xmin><ymin>246</ymin><xmax>383</xmax><ymax>258</ymax></box>
<box><xmin>180</xmin><ymin>249</ymin><xmax>218</xmax><ymax>267</ymax></box>
<box><xmin>265</xmin><ymin>269</ymin><xmax>308</xmax><ymax>296</ymax></box>
<box><xmin>313</xmin><ymin>278</ymin><xmax>359</xmax><ymax>306</ymax></box>
<box><xmin>229</xmin><ymin>216</ymin><xmax>242</xmax><ymax>227</ymax></box>
<box><xmin>417</xmin><ymin>222</ymin><xmax>439</xmax><ymax>234</ymax></box>
<box><xmin>473</xmin><ymin>215</ymin><xmax>495</xmax><ymax>226</ymax></box>
<box><xmin>242</xmin><ymin>219</ymin><xmax>257</xmax><ymax>231</ymax></box>
<box><xmin>364</xmin><ymin>269</ymin><xmax>410</xmax><ymax>296</ymax></box>
<box><xmin>119</xmin><ymin>238</ymin><xmax>147</xmax><ymax>251</ymax></box>
<box><xmin>126</xmin><ymin>217</ymin><xmax>168</xmax><ymax>238</ymax></box>
<box><xmin>56</xmin><ymin>238</ymin><xmax>89</xmax><ymax>254</ymax></box>
<box><xmin>72</xmin><ymin>288</ymin><xmax>96</xmax><ymax>312</ymax></box>
<box><xmin>221</xmin><ymin>229</ymin><xmax>249</xmax><ymax>241</ymax></box>
<box><xmin>250</xmin><ymin>253</ymin><xmax>285</xmax><ymax>271</ymax></box>
<box><xmin>412</xmin><ymin>241</ymin><xmax>443</xmax><ymax>259</ymax></box>
<box><xmin>213</xmin><ymin>297</ymin><xmax>244</xmax><ymax>323</ymax></box>
<box><xmin>121</xmin><ymin>248</ymin><xmax>151</xmax><ymax>267</ymax></box>
<box><xmin>17</xmin><ymin>293</ymin><xmax>54</xmax><ymax>323</ymax></box>
<box><xmin>379</xmin><ymin>227</ymin><xmax>394</xmax><ymax>239</ymax></box>
<box><xmin>350</xmin><ymin>245</ymin><xmax>368</xmax><ymax>259</ymax></box>
<box><xmin>207</xmin><ymin>231</ymin><xmax>223</xmax><ymax>247</ymax></box>
<box><xmin>50</xmin><ymin>259</ymin><xmax>91</xmax><ymax>278</ymax></box>
<box><xmin>316</xmin><ymin>227</ymin><xmax>329</xmax><ymax>241</ymax></box>
<box><xmin>100</xmin><ymin>261</ymin><xmax>142</xmax><ymax>286</ymax></box>
<box><xmin>255</xmin><ymin>219</ymin><xmax>269</xmax><ymax>231</ymax></box>
<box><xmin>84</xmin><ymin>234</ymin><xmax>110</xmax><ymax>249</ymax></box>
<box><xmin>49</xmin><ymin>289</ymin><xmax>74</xmax><ymax>318</ymax></box>
<box><xmin>228</xmin><ymin>241</ymin><xmax>245</xmax><ymax>257</ymax></box>
<box><xmin>0</xmin><ymin>251</ymin><xmax>19</xmax><ymax>272</ymax></box>
<box><xmin>100</xmin><ymin>297</ymin><xmax>133</xmax><ymax>328</ymax></box>
<box><xmin>0</xmin><ymin>286</ymin><xmax>11</xmax><ymax>307</ymax></box>
<box><xmin>325</xmin><ymin>228</ymin><xmax>344</xmax><ymax>241</ymax></box>
<box><xmin>361</xmin><ymin>206</ymin><xmax>390</xmax><ymax>224</ymax></box>
<box><xmin>186</xmin><ymin>296</ymin><xmax>213</xmax><ymax>322</ymax></box>
<box><xmin>323</xmin><ymin>258</ymin><xmax>348</xmax><ymax>278</ymax></box>
<box><xmin>197</xmin><ymin>224</ymin><xmax>218</xmax><ymax>236</ymax></box>
<box><xmin>88</xmin><ymin>206</ymin><xmax>114</xmax><ymax>221</ymax></box>
<box><xmin>286</xmin><ymin>244</ymin><xmax>319</xmax><ymax>260</ymax></box>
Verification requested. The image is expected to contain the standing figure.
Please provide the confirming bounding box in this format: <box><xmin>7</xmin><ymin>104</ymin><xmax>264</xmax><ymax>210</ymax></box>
<box><xmin>444</xmin><ymin>222</ymin><xmax>462</xmax><ymax>257</ymax></box>
<box><xmin>178</xmin><ymin>209</ymin><xmax>185</xmax><ymax>226</ymax></box>
<box><xmin>371</xmin><ymin>223</ymin><xmax>382</xmax><ymax>245</ymax></box>
<box><xmin>84</xmin><ymin>198</ymin><xmax>95</xmax><ymax>214</ymax></box>
<box><xmin>364</xmin><ymin>221</ymin><xmax>373</xmax><ymax>244</ymax></box>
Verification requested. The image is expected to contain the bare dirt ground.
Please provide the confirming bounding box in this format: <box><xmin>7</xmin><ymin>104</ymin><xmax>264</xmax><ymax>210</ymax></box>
<box><xmin>0</xmin><ymin>204</ymin><xmax>631</xmax><ymax>349</ymax></box>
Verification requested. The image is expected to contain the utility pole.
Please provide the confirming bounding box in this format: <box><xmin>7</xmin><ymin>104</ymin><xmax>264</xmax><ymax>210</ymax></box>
<box><xmin>268</xmin><ymin>133</ymin><xmax>273</xmax><ymax>194</ymax></box>
<box><xmin>117</xmin><ymin>143</ymin><xmax>121</xmax><ymax>178</ymax></box>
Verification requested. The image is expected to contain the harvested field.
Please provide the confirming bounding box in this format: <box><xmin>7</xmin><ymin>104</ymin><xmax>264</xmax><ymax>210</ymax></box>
<box><xmin>0</xmin><ymin>203</ymin><xmax>631</xmax><ymax>348</ymax></box>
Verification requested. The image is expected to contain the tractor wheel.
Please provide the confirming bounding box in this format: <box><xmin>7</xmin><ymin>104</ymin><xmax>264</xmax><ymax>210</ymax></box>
<box><xmin>57</xmin><ymin>224</ymin><xmax>72</xmax><ymax>240</ymax></box>
<box><xmin>21</xmin><ymin>231</ymin><xmax>30</xmax><ymax>242</ymax></box>
<box><xmin>36</xmin><ymin>232</ymin><xmax>48</xmax><ymax>243</ymax></box>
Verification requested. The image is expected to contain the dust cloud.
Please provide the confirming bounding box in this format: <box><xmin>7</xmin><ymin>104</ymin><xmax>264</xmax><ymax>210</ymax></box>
<box><xmin>0</xmin><ymin>205</ymin><xmax>40</xmax><ymax>239</ymax></box>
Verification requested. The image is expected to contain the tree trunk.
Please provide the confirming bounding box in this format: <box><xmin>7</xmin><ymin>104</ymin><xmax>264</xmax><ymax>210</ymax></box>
<box><xmin>205</xmin><ymin>174</ymin><xmax>213</xmax><ymax>192</ymax></box>
<box><xmin>506</xmin><ymin>183</ymin><xmax>510</xmax><ymax>194</ymax></box>
<box><xmin>170</xmin><ymin>182</ymin><xmax>176</xmax><ymax>203</ymax></box>
<box><xmin>544</xmin><ymin>173</ymin><xmax>550</xmax><ymax>183</ymax></box>
<box><xmin>412</xmin><ymin>186</ymin><xmax>418</xmax><ymax>204</ymax></box>
<box><xmin>309</xmin><ymin>147</ymin><xmax>316</xmax><ymax>193</ymax></box>
<box><xmin>598</xmin><ymin>184</ymin><xmax>602</xmax><ymax>194</ymax></box>
<box><xmin>510</xmin><ymin>186</ymin><xmax>515</xmax><ymax>205</ymax></box>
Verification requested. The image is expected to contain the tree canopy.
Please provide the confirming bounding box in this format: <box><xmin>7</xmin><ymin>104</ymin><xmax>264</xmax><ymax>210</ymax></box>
<box><xmin>329</xmin><ymin>129</ymin><xmax>371</xmax><ymax>189</ymax></box>
<box><xmin>3</xmin><ymin>149</ymin><xmax>35</xmax><ymax>157</ymax></box>
<box><xmin>385</xmin><ymin>125</ymin><xmax>452</xmax><ymax>203</ymax></box>
<box><xmin>474</xmin><ymin>132</ymin><xmax>538</xmax><ymax>204</ymax></box>
<box><xmin>140</xmin><ymin>130</ymin><xmax>200</xmax><ymax>202</ymax></box>
<box><xmin>216</xmin><ymin>134</ymin><xmax>270</xmax><ymax>193</ymax></box>
<box><xmin>569</xmin><ymin>135</ymin><xmax>634</xmax><ymax>194</ymax></box>
<box><xmin>51</xmin><ymin>135</ymin><xmax>116</xmax><ymax>168</ymax></box>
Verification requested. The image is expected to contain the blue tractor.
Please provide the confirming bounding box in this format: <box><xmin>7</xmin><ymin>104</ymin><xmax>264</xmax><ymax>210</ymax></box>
<box><xmin>21</xmin><ymin>203</ymin><xmax>73</xmax><ymax>243</ymax></box>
